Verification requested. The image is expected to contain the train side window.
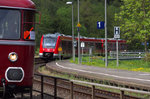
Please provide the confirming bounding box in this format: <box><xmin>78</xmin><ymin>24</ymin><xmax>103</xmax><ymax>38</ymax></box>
<box><xmin>113</xmin><ymin>43</ymin><xmax>115</xmax><ymax>50</ymax></box>
<box><xmin>95</xmin><ymin>43</ymin><xmax>101</xmax><ymax>49</ymax></box>
<box><xmin>121</xmin><ymin>44</ymin><xmax>123</xmax><ymax>50</ymax></box>
<box><xmin>23</xmin><ymin>10</ymin><xmax>35</xmax><ymax>40</ymax></box>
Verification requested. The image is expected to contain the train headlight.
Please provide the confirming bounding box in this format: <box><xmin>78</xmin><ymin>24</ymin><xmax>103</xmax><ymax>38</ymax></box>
<box><xmin>5</xmin><ymin>67</ymin><xmax>24</xmax><ymax>82</ymax></box>
<box><xmin>8</xmin><ymin>52</ymin><xmax>18</xmax><ymax>62</ymax></box>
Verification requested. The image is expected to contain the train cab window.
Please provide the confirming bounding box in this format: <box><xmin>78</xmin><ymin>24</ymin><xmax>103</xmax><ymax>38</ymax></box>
<box><xmin>23</xmin><ymin>11</ymin><xmax>35</xmax><ymax>40</ymax></box>
<box><xmin>0</xmin><ymin>9</ymin><xmax>20</xmax><ymax>39</ymax></box>
<box><xmin>43</xmin><ymin>37</ymin><xmax>57</xmax><ymax>48</ymax></box>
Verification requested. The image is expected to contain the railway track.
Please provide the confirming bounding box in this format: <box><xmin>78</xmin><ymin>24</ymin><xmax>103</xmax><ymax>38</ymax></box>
<box><xmin>33</xmin><ymin>58</ymin><xmax>148</xmax><ymax>99</ymax></box>
<box><xmin>33</xmin><ymin>75</ymin><xmax>144</xmax><ymax>99</ymax></box>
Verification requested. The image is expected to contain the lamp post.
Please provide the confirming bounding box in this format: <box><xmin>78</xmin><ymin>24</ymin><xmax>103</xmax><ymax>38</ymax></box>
<box><xmin>105</xmin><ymin>0</ymin><xmax>108</xmax><ymax>67</ymax></box>
<box><xmin>66</xmin><ymin>1</ymin><xmax>75</xmax><ymax>62</ymax></box>
<box><xmin>77</xmin><ymin>0</ymin><xmax>81</xmax><ymax>64</ymax></box>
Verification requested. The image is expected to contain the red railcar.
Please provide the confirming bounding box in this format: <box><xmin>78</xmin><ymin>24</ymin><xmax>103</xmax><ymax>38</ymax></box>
<box><xmin>0</xmin><ymin>0</ymin><xmax>36</xmax><ymax>96</ymax></box>
<box><xmin>39</xmin><ymin>33</ymin><xmax>127</xmax><ymax>58</ymax></box>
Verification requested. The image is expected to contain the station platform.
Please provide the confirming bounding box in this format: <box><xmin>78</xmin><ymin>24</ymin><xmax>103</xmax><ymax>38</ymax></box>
<box><xmin>46</xmin><ymin>60</ymin><xmax>150</xmax><ymax>90</ymax></box>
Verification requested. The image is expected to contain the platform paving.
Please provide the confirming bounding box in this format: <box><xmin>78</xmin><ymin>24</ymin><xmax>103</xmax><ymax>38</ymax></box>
<box><xmin>47</xmin><ymin>60</ymin><xmax>150</xmax><ymax>88</ymax></box>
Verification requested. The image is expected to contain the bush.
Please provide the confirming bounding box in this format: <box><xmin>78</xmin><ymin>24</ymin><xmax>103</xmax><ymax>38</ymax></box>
<box><xmin>143</xmin><ymin>53</ymin><xmax>150</xmax><ymax>62</ymax></box>
<box><xmin>35</xmin><ymin>48</ymin><xmax>39</xmax><ymax>56</ymax></box>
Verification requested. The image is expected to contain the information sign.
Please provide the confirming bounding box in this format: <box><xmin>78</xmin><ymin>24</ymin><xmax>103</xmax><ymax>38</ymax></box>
<box><xmin>81</xmin><ymin>42</ymin><xmax>85</xmax><ymax>48</ymax></box>
<box><xmin>58</xmin><ymin>47</ymin><xmax>62</xmax><ymax>52</ymax></box>
<box><xmin>97</xmin><ymin>21</ymin><xmax>104</xmax><ymax>29</ymax></box>
<box><xmin>77</xmin><ymin>23</ymin><xmax>81</xmax><ymax>27</ymax></box>
<box><xmin>74</xmin><ymin>41</ymin><xmax>77</xmax><ymax>47</ymax></box>
<box><xmin>114</xmin><ymin>26</ymin><xmax>120</xmax><ymax>39</ymax></box>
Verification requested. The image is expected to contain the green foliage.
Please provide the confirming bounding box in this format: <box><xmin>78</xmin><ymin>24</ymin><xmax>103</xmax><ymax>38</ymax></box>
<box><xmin>32</xmin><ymin>0</ymin><xmax>121</xmax><ymax>48</ymax></box>
<box><xmin>35</xmin><ymin>48</ymin><xmax>39</xmax><ymax>55</ymax></box>
<box><xmin>143</xmin><ymin>53</ymin><xmax>150</xmax><ymax>62</ymax></box>
<box><xmin>71</xmin><ymin>57</ymin><xmax>150</xmax><ymax>72</ymax></box>
<box><xmin>115</xmin><ymin>0</ymin><xmax>150</xmax><ymax>50</ymax></box>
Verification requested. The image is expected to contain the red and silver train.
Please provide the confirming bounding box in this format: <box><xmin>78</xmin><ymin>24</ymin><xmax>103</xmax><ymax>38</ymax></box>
<box><xmin>0</xmin><ymin>0</ymin><xmax>36</xmax><ymax>97</ymax></box>
<box><xmin>39</xmin><ymin>33</ymin><xmax>127</xmax><ymax>58</ymax></box>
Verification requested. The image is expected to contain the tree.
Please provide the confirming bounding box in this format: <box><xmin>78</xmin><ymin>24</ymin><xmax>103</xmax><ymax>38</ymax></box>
<box><xmin>115</xmin><ymin>0</ymin><xmax>150</xmax><ymax>51</ymax></box>
<box><xmin>32</xmin><ymin>0</ymin><xmax>121</xmax><ymax>49</ymax></box>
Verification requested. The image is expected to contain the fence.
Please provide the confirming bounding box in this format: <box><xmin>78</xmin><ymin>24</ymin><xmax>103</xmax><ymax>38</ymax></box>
<box><xmin>33</xmin><ymin>73</ymin><xmax>69</xmax><ymax>99</ymax></box>
<box><xmin>110</xmin><ymin>51</ymin><xmax>146</xmax><ymax>59</ymax></box>
<box><xmin>32</xmin><ymin>73</ymin><xmax>150</xmax><ymax>99</ymax></box>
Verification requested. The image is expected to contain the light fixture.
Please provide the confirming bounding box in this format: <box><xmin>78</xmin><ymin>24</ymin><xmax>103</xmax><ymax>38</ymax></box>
<box><xmin>5</xmin><ymin>67</ymin><xmax>24</xmax><ymax>82</ymax></box>
<box><xmin>66</xmin><ymin>2</ymin><xmax>72</xmax><ymax>5</ymax></box>
<box><xmin>8</xmin><ymin>52</ymin><xmax>18</xmax><ymax>62</ymax></box>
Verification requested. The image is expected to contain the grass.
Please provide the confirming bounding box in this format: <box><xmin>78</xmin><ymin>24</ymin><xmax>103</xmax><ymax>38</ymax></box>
<box><xmin>38</xmin><ymin>66</ymin><xmax>80</xmax><ymax>80</ymax></box>
<box><xmin>70</xmin><ymin>56</ymin><xmax>150</xmax><ymax>72</ymax></box>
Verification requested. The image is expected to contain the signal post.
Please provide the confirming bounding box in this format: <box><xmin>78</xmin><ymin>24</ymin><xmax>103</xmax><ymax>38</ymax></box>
<box><xmin>114</xmin><ymin>26</ymin><xmax>120</xmax><ymax>66</ymax></box>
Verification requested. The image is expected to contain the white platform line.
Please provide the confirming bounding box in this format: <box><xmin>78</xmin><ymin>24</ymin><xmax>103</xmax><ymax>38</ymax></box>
<box><xmin>56</xmin><ymin>62</ymin><xmax>150</xmax><ymax>82</ymax></box>
<box><xmin>139</xmin><ymin>74</ymin><xmax>150</xmax><ymax>76</ymax></box>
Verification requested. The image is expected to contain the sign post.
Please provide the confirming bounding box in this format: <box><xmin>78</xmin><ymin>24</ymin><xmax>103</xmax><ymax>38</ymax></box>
<box><xmin>116</xmin><ymin>39</ymin><xmax>119</xmax><ymax>66</ymax></box>
<box><xmin>114</xmin><ymin>26</ymin><xmax>120</xmax><ymax>66</ymax></box>
<box><xmin>77</xmin><ymin>22</ymin><xmax>81</xmax><ymax>64</ymax></box>
<box><xmin>105</xmin><ymin>0</ymin><xmax>108</xmax><ymax>67</ymax></box>
<box><xmin>58</xmin><ymin>47</ymin><xmax>62</xmax><ymax>60</ymax></box>
<box><xmin>89</xmin><ymin>47</ymin><xmax>92</xmax><ymax>62</ymax></box>
<box><xmin>81</xmin><ymin>42</ymin><xmax>85</xmax><ymax>63</ymax></box>
<box><xmin>77</xmin><ymin>0</ymin><xmax>81</xmax><ymax>64</ymax></box>
<box><xmin>97</xmin><ymin>21</ymin><xmax>106</xmax><ymax>65</ymax></box>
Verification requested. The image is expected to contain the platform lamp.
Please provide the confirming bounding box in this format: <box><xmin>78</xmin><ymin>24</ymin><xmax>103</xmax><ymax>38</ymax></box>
<box><xmin>66</xmin><ymin>1</ymin><xmax>75</xmax><ymax>62</ymax></box>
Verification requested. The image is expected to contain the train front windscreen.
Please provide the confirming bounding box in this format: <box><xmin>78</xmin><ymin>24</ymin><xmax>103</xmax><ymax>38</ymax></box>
<box><xmin>0</xmin><ymin>9</ymin><xmax>20</xmax><ymax>40</ymax></box>
<box><xmin>43</xmin><ymin>37</ymin><xmax>57</xmax><ymax>48</ymax></box>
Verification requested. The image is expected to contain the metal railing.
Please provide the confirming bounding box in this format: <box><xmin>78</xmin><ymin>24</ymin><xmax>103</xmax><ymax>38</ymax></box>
<box><xmin>32</xmin><ymin>73</ymin><xmax>150</xmax><ymax>99</ymax></box>
<box><xmin>71</xmin><ymin>80</ymin><xmax>150</xmax><ymax>99</ymax></box>
<box><xmin>110</xmin><ymin>51</ymin><xmax>146</xmax><ymax>59</ymax></box>
<box><xmin>33</xmin><ymin>73</ymin><xmax>69</xmax><ymax>99</ymax></box>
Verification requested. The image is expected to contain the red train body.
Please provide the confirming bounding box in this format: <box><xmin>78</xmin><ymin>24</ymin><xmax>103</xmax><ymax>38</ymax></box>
<box><xmin>0</xmin><ymin>0</ymin><xmax>36</xmax><ymax>95</ymax></box>
<box><xmin>39</xmin><ymin>33</ymin><xmax>127</xmax><ymax>58</ymax></box>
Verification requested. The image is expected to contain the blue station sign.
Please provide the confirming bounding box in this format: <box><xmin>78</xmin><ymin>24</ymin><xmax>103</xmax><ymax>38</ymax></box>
<box><xmin>97</xmin><ymin>21</ymin><xmax>105</xmax><ymax>29</ymax></box>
